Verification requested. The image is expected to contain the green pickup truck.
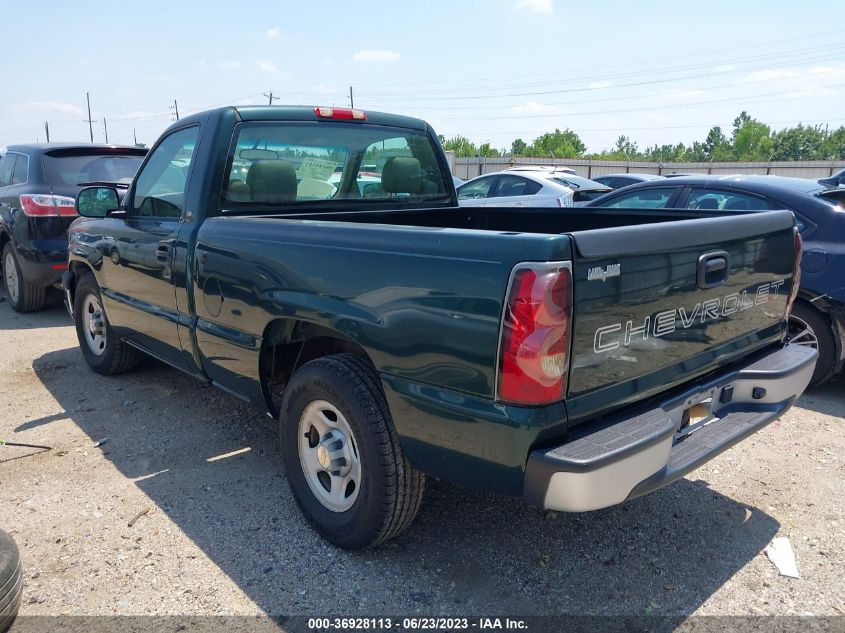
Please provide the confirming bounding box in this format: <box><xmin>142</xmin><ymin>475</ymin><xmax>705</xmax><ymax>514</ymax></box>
<box><xmin>64</xmin><ymin>105</ymin><xmax>816</xmax><ymax>549</ymax></box>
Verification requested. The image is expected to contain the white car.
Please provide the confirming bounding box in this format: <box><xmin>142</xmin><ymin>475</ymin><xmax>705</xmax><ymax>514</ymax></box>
<box><xmin>456</xmin><ymin>170</ymin><xmax>611</xmax><ymax>208</ymax></box>
<box><xmin>506</xmin><ymin>165</ymin><xmax>577</xmax><ymax>176</ymax></box>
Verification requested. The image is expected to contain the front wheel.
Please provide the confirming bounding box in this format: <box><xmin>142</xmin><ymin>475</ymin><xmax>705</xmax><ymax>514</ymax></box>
<box><xmin>787</xmin><ymin>302</ymin><xmax>835</xmax><ymax>386</ymax></box>
<box><xmin>72</xmin><ymin>272</ymin><xmax>138</xmax><ymax>375</ymax></box>
<box><xmin>280</xmin><ymin>353</ymin><xmax>425</xmax><ymax>549</ymax></box>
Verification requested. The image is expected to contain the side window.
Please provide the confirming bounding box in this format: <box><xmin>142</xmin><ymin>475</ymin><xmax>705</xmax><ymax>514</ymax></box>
<box><xmin>684</xmin><ymin>189</ymin><xmax>772</xmax><ymax>212</ymax></box>
<box><xmin>0</xmin><ymin>155</ymin><xmax>16</xmax><ymax>187</ymax></box>
<box><xmin>603</xmin><ymin>187</ymin><xmax>676</xmax><ymax>209</ymax></box>
<box><xmin>492</xmin><ymin>175</ymin><xmax>541</xmax><ymax>198</ymax></box>
<box><xmin>457</xmin><ymin>176</ymin><xmax>496</xmax><ymax>200</ymax></box>
<box><xmin>11</xmin><ymin>154</ymin><xmax>28</xmax><ymax>185</ymax></box>
<box><xmin>132</xmin><ymin>126</ymin><xmax>199</xmax><ymax>218</ymax></box>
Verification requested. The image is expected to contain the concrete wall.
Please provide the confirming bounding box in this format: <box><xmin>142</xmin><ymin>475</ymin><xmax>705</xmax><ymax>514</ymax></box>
<box><xmin>453</xmin><ymin>157</ymin><xmax>845</xmax><ymax>181</ymax></box>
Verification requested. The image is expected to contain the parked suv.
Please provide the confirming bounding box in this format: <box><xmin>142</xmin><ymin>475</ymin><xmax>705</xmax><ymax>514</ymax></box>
<box><xmin>0</xmin><ymin>144</ymin><xmax>146</xmax><ymax>311</ymax></box>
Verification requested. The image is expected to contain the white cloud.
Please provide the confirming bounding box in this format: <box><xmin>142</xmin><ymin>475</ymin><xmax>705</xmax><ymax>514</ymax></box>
<box><xmin>15</xmin><ymin>101</ymin><xmax>84</xmax><ymax>116</ymax></box>
<box><xmin>660</xmin><ymin>88</ymin><xmax>705</xmax><ymax>99</ymax></box>
<box><xmin>218</xmin><ymin>60</ymin><xmax>242</xmax><ymax>70</ymax></box>
<box><xmin>352</xmin><ymin>49</ymin><xmax>400</xmax><ymax>63</ymax></box>
<box><xmin>256</xmin><ymin>59</ymin><xmax>278</xmax><ymax>74</ymax></box>
<box><xmin>744</xmin><ymin>68</ymin><xmax>800</xmax><ymax>82</ymax></box>
<box><xmin>510</xmin><ymin>101</ymin><xmax>559</xmax><ymax>116</ymax></box>
<box><xmin>266</xmin><ymin>27</ymin><xmax>282</xmax><ymax>38</ymax></box>
<box><xmin>313</xmin><ymin>84</ymin><xmax>339</xmax><ymax>94</ymax></box>
<box><xmin>589</xmin><ymin>80</ymin><xmax>611</xmax><ymax>89</ymax></box>
<box><xmin>511</xmin><ymin>0</ymin><xmax>553</xmax><ymax>13</ymax></box>
<box><xmin>194</xmin><ymin>59</ymin><xmax>207</xmax><ymax>69</ymax></box>
<box><xmin>714</xmin><ymin>64</ymin><xmax>736</xmax><ymax>73</ymax></box>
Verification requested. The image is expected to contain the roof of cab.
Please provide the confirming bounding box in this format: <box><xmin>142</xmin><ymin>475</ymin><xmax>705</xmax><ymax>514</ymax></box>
<box><xmin>173</xmin><ymin>105</ymin><xmax>429</xmax><ymax>132</ymax></box>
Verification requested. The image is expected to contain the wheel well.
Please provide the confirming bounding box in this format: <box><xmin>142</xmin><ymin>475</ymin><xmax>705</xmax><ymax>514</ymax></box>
<box><xmin>259</xmin><ymin>319</ymin><xmax>371</xmax><ymax>418</ymax></box>
<box><xmin>0</xmin><ymin>230</ymin><xmax>9</xmax><ymax>254</ymax></box>
<box><xmin>67</xmin><ymin>261</ymin><xmax>95</xmax><ymax>303</ymax></box>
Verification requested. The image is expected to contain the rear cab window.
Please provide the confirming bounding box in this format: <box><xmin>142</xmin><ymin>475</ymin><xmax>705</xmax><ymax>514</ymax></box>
<box><xmin>221</xmin><ymin>122</ymin><xmax>451</xmax><ymax>210</ymax></box>
<box><xmin>11</xmin><ymin>153</ymin><xmax>28</xmax><ymax>184</ymax></box>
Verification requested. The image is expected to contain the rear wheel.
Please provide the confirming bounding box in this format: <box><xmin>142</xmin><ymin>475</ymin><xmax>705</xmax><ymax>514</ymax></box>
<box><xmin>2</xmin><ymin>243</ymin><xmax>46</xmax><ymax>313</ymax></box>
<box><xmin>73</xmin><ymin>272</ymin><xmax>138</xmax><ymax>375</ymax></box>
<box><xmin>787</xmin><ymin>302</ymin><xmax>835</xmax><ymax>386</ymax></box>
<box><xmin>279</xmin><ymin>353</ymin><xmax>425</xmax><ymax>549</ymax></box>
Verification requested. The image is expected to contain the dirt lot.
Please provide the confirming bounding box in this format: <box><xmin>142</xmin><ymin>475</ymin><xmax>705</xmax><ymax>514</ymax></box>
<box><xmin>1</xmin><ymin>291</ymin><xmax>843</xmax><ymax>619</ymax></box>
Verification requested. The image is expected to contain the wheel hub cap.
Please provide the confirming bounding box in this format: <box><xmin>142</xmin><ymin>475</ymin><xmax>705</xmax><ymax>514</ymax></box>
<box><xmin>298</xmin><ymin>400</ymin><xmax>361</xmax><ymax>513</ymax></box>
<box><xmin>81</xmin><ymin>294</ymin><xmax>107</xmax><ymax>356</ymax></box>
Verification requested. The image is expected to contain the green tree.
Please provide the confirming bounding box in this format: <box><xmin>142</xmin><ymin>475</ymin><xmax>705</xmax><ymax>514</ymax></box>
<box><xmin>731</xmin><ymin>111</ymin><xmax>773</xmax><ymax>161</ymax></box>
<box><xmin>511</xmin><ymin>138</ymin><xmax>528</xmax><ymax>156</ymax></box>
<box><xmin>441</xmin><ymin>135</ymin><xmax>478</xmax><ymax>158</ymax></box>
<box><xmin>477</xmin><ymin>142</ymin><xmax>502</xmax><ymax>158</ymax></box>
<box><xmin>703</xmin><ymin>126</ymin><xmax>731</xmax><ymax>160</ymax></box>
<box><xmin>822</xmin><ymin>126</ymin><xmax>845</xmax><ymax>160</ymax></box>
<box><xmin>528</xmin><ymin>128</ymin><xmax>586</xmax><ymax>158</ymax></box>
<box><xmin>771</xmin><ymin>124</ymin><xmax>826</xmax><ymax>161</ymax></box>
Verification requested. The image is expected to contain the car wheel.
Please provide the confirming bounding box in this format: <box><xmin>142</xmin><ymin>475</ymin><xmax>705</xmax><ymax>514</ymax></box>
<box><xmin>787</xmin><ymin>302</ymin><xmax>835</xmax><ymax>386</ymax></box>
<box><xmin>0</xmin><ymin>530</ymin><xmax>22</xmax><ymax>633</ymax></box>
<box><xmin>2</xmin><ymin>243</ymin><xmax>46</xmax><ymax>313</ymax></box>
<box><xmin>279</xmin><ymin>353</ymin><xmax>425</xmax><ymax>549</ymax></box>
<box><xmin>73</xmin><ymin>271</ymin><xmax>138</xmax><ymax>375</ymax></box>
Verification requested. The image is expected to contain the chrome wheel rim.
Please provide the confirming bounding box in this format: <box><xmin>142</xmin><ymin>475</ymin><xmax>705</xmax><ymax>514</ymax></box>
<box><xmin>4</xmin><ymin>252</ymin><xmax>19</xmax><ymax>304</ymax></box>
<box><xmin>298</xmin><ymin>400</ymin><xmax>361</xmax><ymax>513</ymax></box>
<box><xmin>82</xmin><ymin>294</ymin><xmax>107</xmax><ymax>356</ymax></box>
<box><xmin>787</xmin><ymin>315</ymin><xmax>818</xmax><ymax>349</ymax></box>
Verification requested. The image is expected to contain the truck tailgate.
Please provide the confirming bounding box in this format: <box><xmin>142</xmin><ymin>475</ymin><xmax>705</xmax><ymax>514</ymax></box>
<box><xmin>566</xmin><ymin>210</ymin><xmax>796</xmax><ymax>421</ymax></box>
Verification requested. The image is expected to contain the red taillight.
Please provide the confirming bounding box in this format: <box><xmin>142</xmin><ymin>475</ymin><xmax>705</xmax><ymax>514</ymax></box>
<box><xmin>498</xmin><ymin>263</ymin><xmax>573</xmax><ymax>405</ymax></box>
<box><xmin>20</xmin><ymin>194</ymin><xmax>77</xmax><ymax>217</ymax></box>
<box><xmin>786</xmin><ymin>229</ymin><xmax>803</xmax><ymax>317</ymax></box>
<box><xmin>313</xmin><ymin>106</ymin><xmax>367</xmax><ymax>121</ymax></box>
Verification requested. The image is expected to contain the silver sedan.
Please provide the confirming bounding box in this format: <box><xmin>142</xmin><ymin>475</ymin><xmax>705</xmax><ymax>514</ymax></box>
<box><xmin>457</xmin><ymin>170</ymin><xmax>611</xmax><ymax>207</ymax></box>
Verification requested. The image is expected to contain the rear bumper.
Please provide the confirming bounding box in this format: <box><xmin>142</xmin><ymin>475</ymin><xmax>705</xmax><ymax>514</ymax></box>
<box><xmin>523</xmin><ymin>344</ymin><xmax>817</xmax><ymax>512</ymax></box>
<box><xmin>14</xmin><ymin>239</ymin><xmax>67</xmax><ymax>287</ymax></box>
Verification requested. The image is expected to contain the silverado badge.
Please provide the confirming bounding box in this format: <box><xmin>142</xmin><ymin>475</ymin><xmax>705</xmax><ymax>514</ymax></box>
<box><xmin>587</xmin><ymin>263</ymin><xmax>621</xmax><ymax>282</ymax></box>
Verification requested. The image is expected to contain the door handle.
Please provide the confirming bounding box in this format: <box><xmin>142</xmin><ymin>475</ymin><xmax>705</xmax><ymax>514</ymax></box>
<box><xmin>697</xmin><ymin>251</ymin><xmax>730</xmax><ymax>289</ymax></box>
<box><xmin>156</xmin><ymin>243</ymin><xmax>171</xmax><ymax>262</ymax></box>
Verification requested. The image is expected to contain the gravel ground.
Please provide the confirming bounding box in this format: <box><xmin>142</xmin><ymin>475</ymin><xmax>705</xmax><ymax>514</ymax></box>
<box><xmin>1</xmin><ymin>291</ymin><xmax>843</xmax><ymax>619</ymax></box>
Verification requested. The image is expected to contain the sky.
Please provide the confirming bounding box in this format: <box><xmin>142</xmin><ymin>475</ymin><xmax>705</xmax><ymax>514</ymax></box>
<box><xmin>2</xmin><ymin>0</ymin><xmax>844</xmax><ymax>153</ymax></box>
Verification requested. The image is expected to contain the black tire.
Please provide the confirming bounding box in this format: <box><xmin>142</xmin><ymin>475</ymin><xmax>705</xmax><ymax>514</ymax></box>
<box><xmin>788</xmin><ymin>302</ymin><xmax>835</xmax><ymax>387</ymax></box>
<box><xmin>0</xmin><ymin>530</ymin><xmax>22</xmax><ymax>633</ymax></box>
<box><xmin>73</xmin><ymin>272</ymin><xmax>139</xmax><ymax>375</ymax></box>
<box><xmin>2</xmin><ymin>242</ymin><xmax>46</xmax><ymax>313</ymax></box>
<box><xmin>279</xmin><ymin>353</ymin><xmax>425</xmax><ymax>550</ymax></box>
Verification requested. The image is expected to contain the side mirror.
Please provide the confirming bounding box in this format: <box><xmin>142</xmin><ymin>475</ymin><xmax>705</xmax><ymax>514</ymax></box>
<box><xmin>76</xmin><ymin>187</ymin><xmax>119</xmax><ymax>218</ymax></box>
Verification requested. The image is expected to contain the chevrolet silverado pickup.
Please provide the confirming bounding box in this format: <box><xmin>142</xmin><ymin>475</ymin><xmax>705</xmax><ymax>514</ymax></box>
<box><xmin>64</xmin><ymin>105</ymin><xmax>816</xmax><ymax>549</ymax></box>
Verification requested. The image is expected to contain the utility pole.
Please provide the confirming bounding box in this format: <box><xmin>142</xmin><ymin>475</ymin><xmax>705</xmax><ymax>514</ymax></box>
<box><xmin>133</xmin><ymin>128</ymin><xmax>138</xmax><ymax>146</ymax></box>
<box><xmin>170</xmin><ymin>99</ymin><xmax>180</xmax><ymax>121</ymax></box>
<box><xmin>103</xmin><ymin>118</ymin><xmax>109</xmax><ymax>144</ymax></box>
<box><xmin>44</xmin><ymin>121</ymin><xmax>50</xmax><ymax>142</ymax></box>
<box><xmin>348</xmin><ymin>85</ymin><xmax>354</xmax><ymax>108</ymax></box>
<box><xmin>264</xmin><ymin>92</ymin><xmax>279</xmax><ymax>105</ymax></box>
<box><xmin>83</xmin><ymin>92</ymin><xmax>97</xmax><ymax>143</ymax></box>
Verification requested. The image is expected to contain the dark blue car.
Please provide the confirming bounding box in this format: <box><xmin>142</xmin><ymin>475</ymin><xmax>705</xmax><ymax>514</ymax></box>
<box><xmin>0</xmin><ymin>144</ymin><xmax>146</xmax><ymax>311</ymax></box>
<box><xmin>587</xmin><ymin>175</ymin><xmax>845</xmax><ymax>386</ymax></box>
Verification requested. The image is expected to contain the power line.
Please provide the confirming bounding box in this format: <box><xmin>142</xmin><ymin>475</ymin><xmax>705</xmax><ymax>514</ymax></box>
<box><xmin>354</xmin><ymin>28</ymin><xmax>845</xmax><ymax>89</ymax></box>
<box><xmin>360</xmin><ymin>48</ymin><xmax>845</xmax><ymax>102</ymax></box>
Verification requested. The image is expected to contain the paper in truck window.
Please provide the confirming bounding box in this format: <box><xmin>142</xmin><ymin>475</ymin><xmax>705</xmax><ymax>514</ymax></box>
<box><xmin>297</xmin><ymin>158</ymin><xmax>337</xmax><ymax>181</ymax></box>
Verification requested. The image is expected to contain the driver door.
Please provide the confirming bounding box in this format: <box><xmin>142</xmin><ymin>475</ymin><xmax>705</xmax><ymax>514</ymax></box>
<box><xmin>100</xmin><ymin>125</ymin><xmax>200</xmax><ymax>367</ymax></box>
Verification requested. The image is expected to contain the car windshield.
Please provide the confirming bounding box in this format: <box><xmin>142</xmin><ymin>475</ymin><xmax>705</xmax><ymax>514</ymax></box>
<box><xmin>221</xmin><ymin>122</ymin><xmax>451</xmax><ymax>210</ymax></box>
<box><xmin>43</xmin><ymin>151</ymin><xmax>145</xmax><ymax>186</ymax></box>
